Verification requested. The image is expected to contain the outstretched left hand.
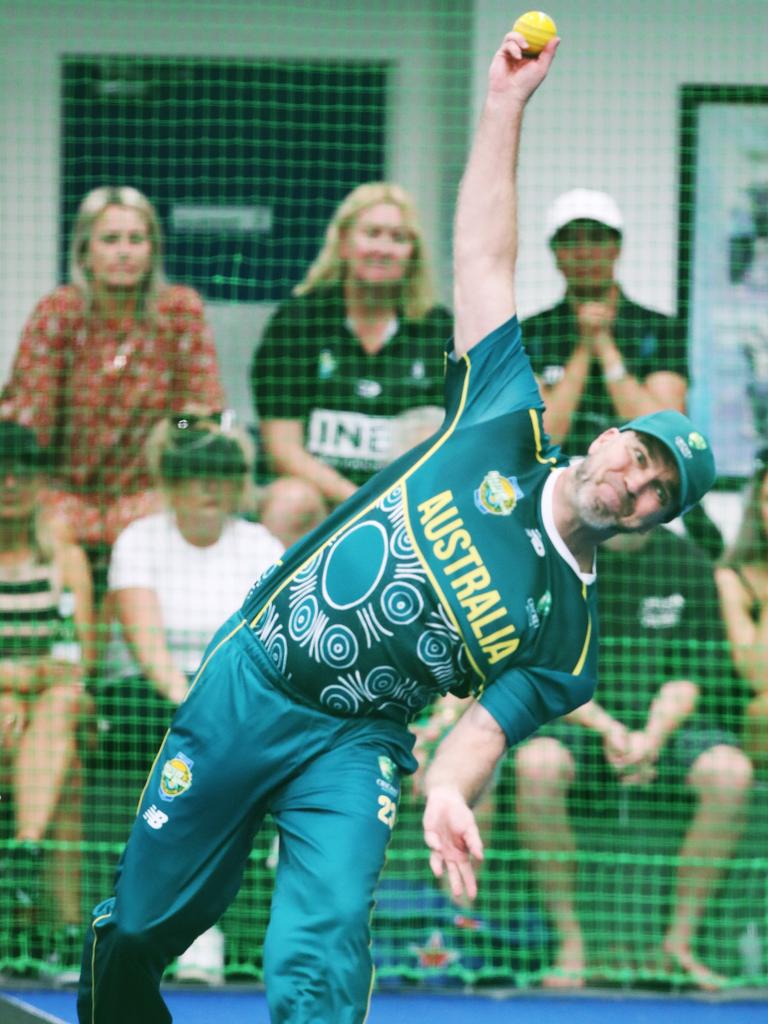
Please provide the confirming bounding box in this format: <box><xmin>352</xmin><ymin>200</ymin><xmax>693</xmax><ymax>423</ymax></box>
<box><xmin>423</xmin><ymin>785</ymin><xmax>484</xmax><ymax>901</ymax></box>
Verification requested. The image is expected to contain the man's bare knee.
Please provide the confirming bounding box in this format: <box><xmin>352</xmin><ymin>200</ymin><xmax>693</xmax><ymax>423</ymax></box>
<box><xmin>515</xmin><ymin>737</ymin><xmax>574</xmax><ymax>786</ymax></box>
<box><xmin>688</xmin><ymin>744</ymin><xmax>753</xmax><ymax>797</ymax></box>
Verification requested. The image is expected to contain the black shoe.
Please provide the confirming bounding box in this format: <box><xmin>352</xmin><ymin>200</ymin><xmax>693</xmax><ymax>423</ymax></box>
<box><xmin>10</xmin><ymin>842</ymin><xmax>44</xmax><ymax>912</ymax></box>
<box><xmin>3</xmin><ymin>924</ymin><xmax>45</xmax><ymax>979</ymax></box>
<box><xmin>0</xmin><ymin>844</ymin><xmax>44</xmax><ymax>977</ymax></box>
<box><xmin>42</xmin><ymin>925</ymin><xmax>83</xmax><ymax>985</ymax></box>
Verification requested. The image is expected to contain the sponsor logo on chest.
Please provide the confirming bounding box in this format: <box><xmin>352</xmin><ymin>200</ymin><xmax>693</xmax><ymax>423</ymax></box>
<box><xmin>307</xmin><ymin>408</ymin><xmax>392</xmax><ymax>462</ymax></box>
<box><xmin>639</xmin><ymin>593</ymin><xmax>685</xmax><ymax>629</ymax></box>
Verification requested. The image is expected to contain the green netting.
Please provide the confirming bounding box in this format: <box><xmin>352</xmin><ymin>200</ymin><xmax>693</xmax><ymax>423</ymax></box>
<box><xmin>2</xmin><ymin>0</ymin><xmax>768</xmax><ymax>997</ymax></box>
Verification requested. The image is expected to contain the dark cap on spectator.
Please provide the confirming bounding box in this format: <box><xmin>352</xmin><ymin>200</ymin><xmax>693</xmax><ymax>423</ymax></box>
<box><xmin>160</xmin><ymin>430</ymin><xmax>248</xmax><ymax>480</ymax></box>
<box><xmin>0</xmin><ymin>421</ymin><xmax>50</xmax><ymax>474</ymax></box>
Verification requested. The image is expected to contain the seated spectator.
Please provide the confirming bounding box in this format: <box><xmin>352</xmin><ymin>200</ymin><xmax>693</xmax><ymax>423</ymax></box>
<box><xmin>0</xmin><ymin>186</ymin><xmax>225</xmax><ymax>557</ymax></box>
<box><xmin>258</xmin><ymin>405</ymin><xmax>445</xmax><ymax>567</ymax></box>
<box><xmin>100</xmin><ymin>412</ymin><xmax>284</xmax><ymax>983</ymax></box>
<box><xmin>716</xmin><ymin>447</ymin><xmax>768</xmax><ymax>771</ymax></box>
<box><xmin>251</xmin><ymin>181</ymin><xmax>451</xmax><ymax>527</ymax></box>
<box><xmin>514</xmin><ymin>525</ymin><xmax>752</xmax><ymax>990</ymax></box>
<box><xmin>0</xmin><ymin>421</ymin><xmax>93</xmax><ymax>976</ymax></box>
<box><xmin>524</xmin><ymin>188</ymin><xmax>687</xmax><ymax>453</ymax></box>
<box><xmin>523</xmin><ymin>188</ymin><xmax>722</xmax><ymax>558</ymax></box>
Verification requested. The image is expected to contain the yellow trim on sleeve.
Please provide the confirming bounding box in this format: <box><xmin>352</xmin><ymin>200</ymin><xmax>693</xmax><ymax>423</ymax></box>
<box><xmin>529</xmin><ymin>408</ymin><xmax>559</xmax><ymax>467</ymax></box>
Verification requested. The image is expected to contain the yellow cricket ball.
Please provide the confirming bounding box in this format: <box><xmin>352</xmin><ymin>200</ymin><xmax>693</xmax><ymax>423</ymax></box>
<box><xmin>513</xmin><ymin>11</ymin><xmax>558</xmax><ymax>55</ymax></box>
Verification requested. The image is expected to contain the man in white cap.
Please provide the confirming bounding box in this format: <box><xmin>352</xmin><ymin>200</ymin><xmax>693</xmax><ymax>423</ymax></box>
<box><xmin>523</xmin><ymin>188</ymin><xmax>688</xmax><ymax>461</ymax></box>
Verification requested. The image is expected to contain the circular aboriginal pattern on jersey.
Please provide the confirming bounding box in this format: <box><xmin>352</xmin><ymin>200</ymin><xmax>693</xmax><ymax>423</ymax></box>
<box><xmin>365</xmin><ymin>665</ymin><xmax>401</xmax><ymax>696</ymax></box>
<box><xmin>288</xmin><ymin>595</ymin><xmax>319</xmax><ymax>643</ymax></box>
<box><xmin>264</xmin><ymin>631</ymin><xmax>288</xmax><ymax>674</ymax></box>
<box><xmin>379</xmin><ymin>486</ymin><xmax>402</xmax><ymax>512</ymax></box>
<box><xmin>321</xmin><ymin>520</ymin><xmax>389</xmax><ymax>610</ymax></box>
<box><xmin>389</xmin><ymin>522</ymin><xmax>414</xmax><ymax>560</ymax></box>
<box><xmin>319</xmin><ymin>684</ymin><xmax>360</xmax><ymax>714</ymax></box>
<box><xmin>318</xmin><ymin>623</ymin><xmax>358</xmax><ymax>668</ymax></box>
<box><xmin>417</xmin><ymin>629</ymin><xmax>452</xmax><ymax>671</ymax></box>
<box><xmin>380</xmin><ymin>581</ymin><xmax>423</xmax><ymax>625</ymax></box>
<box><xmin>293</xmin><ymin>550</ymin><xmax>323</xmax><ymax>582</ymax></box>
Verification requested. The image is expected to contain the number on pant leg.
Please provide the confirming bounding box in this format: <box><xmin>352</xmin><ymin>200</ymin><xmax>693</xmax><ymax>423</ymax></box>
<box><xmin>377</xmin><ymin>793</ymin><xmax>397</xmax><ymax>829</ymax></box>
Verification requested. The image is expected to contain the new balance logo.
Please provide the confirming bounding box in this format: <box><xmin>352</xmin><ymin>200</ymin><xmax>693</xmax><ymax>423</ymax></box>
<box><xmin>526</xmin><ymin>528</ymin><xmax>545</xmax><ymax>557</ymax></box>
<box><xmin>143</xmin><ymin>804</ymin><xmax>169</xmax><ymax>830</ymax></box>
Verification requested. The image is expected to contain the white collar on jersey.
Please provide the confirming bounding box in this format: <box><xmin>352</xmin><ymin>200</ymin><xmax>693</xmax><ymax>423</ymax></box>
<box><xmin>541</xmin><ymin>467</ymin><xmax>597</xmax><ymax>584</ymax></box>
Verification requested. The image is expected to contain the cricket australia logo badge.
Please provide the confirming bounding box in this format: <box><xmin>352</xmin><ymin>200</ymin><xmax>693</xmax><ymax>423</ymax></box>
<box><xmin>474</xmin><ymin>471</ymin><xmax>524</xmax><ymax>516</ymax></box>
<box><xmin>159</xmin><ymin>752</ymin><xmax>194</xmax><ymax>802</ymax></box>
<box><xmin>378</xmin><ymin>755</ymin><xmax>396</xmax><ymax>782</ymax></box>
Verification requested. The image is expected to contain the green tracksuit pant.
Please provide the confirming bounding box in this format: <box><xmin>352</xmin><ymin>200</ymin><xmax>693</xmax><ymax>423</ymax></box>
<box><xmin>78</xmin><ymin>614</ymin><xmax>415</xmax><ymax>1024</ymax></box>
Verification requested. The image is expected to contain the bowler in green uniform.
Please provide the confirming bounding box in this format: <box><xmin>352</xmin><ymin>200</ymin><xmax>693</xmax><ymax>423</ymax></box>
<box><xmin>78</xmin><ymin>30</ymin><xmax>716</xmax><ymax>1024</ymax></box>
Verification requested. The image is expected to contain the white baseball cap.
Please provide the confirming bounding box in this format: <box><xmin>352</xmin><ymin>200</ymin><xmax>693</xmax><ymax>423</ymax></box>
<box><xmin>545</xmin><ymin>188</ymin><xmax>624</xmax><ymax>243</ymax></box>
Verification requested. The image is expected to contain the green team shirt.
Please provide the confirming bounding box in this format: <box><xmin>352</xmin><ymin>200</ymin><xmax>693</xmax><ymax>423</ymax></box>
<box><xmin>251</xmin><ymin>285</ymin><xmax>451</xmax><ymax>485</ymax></box>
<box><xmin>242</xmin><ymin>317</ymin><xmax>598</xmax><ymax>745</ymax></box>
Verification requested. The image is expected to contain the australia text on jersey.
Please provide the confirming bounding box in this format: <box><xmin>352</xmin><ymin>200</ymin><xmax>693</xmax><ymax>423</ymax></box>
<box><xmin>417</xmin><ymin>489</ymin><xmax>519</xmax><ymax>665</ymax></box>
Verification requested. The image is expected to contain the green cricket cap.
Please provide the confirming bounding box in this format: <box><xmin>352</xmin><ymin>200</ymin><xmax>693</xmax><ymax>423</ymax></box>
<box><xmin>620</xmin><ymin>410</ymin><xmax>716</xmax><ymax>519</ymax></box>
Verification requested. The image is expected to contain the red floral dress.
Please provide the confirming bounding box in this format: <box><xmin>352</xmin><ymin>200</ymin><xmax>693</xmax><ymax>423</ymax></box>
<box><xmin>1</xmin><ymin>284</ymin><xmax>225</xmax><ymax>544</ymax></box>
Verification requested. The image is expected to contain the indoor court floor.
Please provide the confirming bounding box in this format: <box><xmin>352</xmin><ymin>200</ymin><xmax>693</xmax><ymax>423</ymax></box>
<box><xmin>2</xmin><ymin>986</ymin><xmax>768</xmax><ymax>1024</ymax></box>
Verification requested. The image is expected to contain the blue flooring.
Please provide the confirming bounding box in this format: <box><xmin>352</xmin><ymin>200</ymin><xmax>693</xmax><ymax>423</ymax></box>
<box><xmin>3</xmin><ymin>987</ymin><xmax>768</xmax><ymax>1023</ymax></box>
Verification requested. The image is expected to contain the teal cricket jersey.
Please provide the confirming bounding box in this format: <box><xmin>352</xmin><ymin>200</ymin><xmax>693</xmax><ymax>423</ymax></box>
<box><xmin>242</xmin><ymin>316</ymin><xmax>598</xmax><ymax>745</ymax></box>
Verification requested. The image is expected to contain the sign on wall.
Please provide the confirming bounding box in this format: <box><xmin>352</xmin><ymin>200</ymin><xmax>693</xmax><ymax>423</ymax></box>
<box><xmin>60</xmin><ymin>56</ymin><xmax>388</xmax><ymax>302</ymax></box>
<box><xmin>679</xmin><ymin>84</ymin><xmax>768</xmax><ymax>480</ymax></box>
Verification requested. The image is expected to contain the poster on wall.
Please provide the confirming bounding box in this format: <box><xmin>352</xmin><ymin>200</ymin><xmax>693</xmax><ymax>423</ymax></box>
<box><xmin>678</xmin><ymin>85</ymin><xmax>768</xmax><ymax>480</ymax></box>
<box><xmin>61</xmin><ymin>57</ymin><xmax>388</xmax><ymax>303</ymax></box>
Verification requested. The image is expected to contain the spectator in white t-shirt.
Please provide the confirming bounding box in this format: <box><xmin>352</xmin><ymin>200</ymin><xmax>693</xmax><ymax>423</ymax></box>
<box><xmin>100</xmin><ymin>411</ymin><xmax>283</xmax><ymax>983</ymax></box>
<box><xmin>104</xmin><ymin>412</ymin><xmax>283</xmax><ymax>713</ymax></box>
